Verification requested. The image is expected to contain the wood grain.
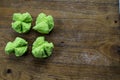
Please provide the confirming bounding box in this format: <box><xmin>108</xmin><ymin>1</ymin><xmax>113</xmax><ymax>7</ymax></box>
<box><xmin>0</xmin><ymin>0</ymin><xmax>120</xmax><ymax>80</ymax></box>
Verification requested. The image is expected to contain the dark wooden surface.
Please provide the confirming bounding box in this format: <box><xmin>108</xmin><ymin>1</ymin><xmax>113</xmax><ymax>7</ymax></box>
<box><xmin>0</xmin><ymin>0</ymin><xmax>120</xmax><ymax>80</ymax></box>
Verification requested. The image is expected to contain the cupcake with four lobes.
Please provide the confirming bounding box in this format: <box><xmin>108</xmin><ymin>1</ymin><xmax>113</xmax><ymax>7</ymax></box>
<box><xmin>5</xmin><ymin>37</ymin><xmax>28</xmax><ymax>57</ymax></box>
<box><xmin>32</xmin><ymin>36</ymin><xmax>54</xmax><ymax>58</ymax></box>
<box><xmin>12</xmin><ymin>12</ymin><xmax>32</xmax><ymax>33</ymax></box>
<box><xmin>33</xmin><ymin>13</ymin><xmax>54</xmax><ymax>34</ymax></box>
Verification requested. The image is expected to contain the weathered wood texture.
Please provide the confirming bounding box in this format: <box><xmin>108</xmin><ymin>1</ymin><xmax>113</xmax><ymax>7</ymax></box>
<box><xmin>0</xmin><ymin>0</ymin><xmax>120</xmax><ymax>80</ymax></box>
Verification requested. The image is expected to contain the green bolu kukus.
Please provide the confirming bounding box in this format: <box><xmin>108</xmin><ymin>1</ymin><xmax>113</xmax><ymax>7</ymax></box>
<box><xmin>12</xmin><ymin>12</ymin><xmax>32</xmax><ymax>33</ymax></box>
<box><xmin>5</xmin><ymin>37</ymin><xmax>28</xmax><ymax>57</ymax></box>
<box><xmin>33</xmin><ymin>13</ymin><xmax>54</xmax><ymax>34</ymax></box>
<box><xmin>32</xmin><ymin>36</ymin><xmax>54</xmax><ymax>58</ymax></box>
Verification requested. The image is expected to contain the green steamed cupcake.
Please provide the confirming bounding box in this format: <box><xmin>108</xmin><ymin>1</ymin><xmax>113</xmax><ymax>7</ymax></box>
<box><xmin>32</xmin><ymin>36</ymin><xmax>54</xmax><ymax>58</ymax></box>
<box><xmin>5</xmin><ymin>37</ymin><xmax>28</xmax><ymax>57</ymax></box>
<box><xmin>12</xmin><ymin>12</ymin><xmax>32</xmax><ymax>33</ymax></box>
<box><xmin>33</xmin><ymin>13</ymin><xmax>54</xmax><ymax>34</ymax></box>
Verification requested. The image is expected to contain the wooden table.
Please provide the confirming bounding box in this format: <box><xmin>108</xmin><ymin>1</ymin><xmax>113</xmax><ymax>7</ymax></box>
<box><xmin>0</xmin><ymin>0</ymin><xmax>120</xmax><ymax>80</ymax></box>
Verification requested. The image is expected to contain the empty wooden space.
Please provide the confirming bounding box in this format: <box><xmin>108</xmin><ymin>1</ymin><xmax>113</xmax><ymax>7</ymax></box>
<box><xmin>0</xmin><ymin>0</ymin><xmax>120</xmax><ymax>80</ymax></box>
